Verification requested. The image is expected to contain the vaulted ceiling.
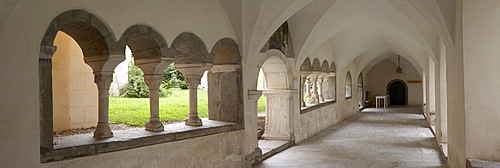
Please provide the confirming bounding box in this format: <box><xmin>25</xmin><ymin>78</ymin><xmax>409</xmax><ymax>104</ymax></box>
<box><xmin>222</xmin><ymin>0</ymin><xmax>456</xmax><ymax>75</ymax></box>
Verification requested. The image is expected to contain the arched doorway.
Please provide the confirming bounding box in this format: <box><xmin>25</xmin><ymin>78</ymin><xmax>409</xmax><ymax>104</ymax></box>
<box><xmin>256</xmin><ymin>49</ymin><xmax>295</xmax><ymax>142</ymax></box>
<box><xmin>387</xmin><ymin>80</ymin><xmax>407</xmax><ymax>105</ymax></box>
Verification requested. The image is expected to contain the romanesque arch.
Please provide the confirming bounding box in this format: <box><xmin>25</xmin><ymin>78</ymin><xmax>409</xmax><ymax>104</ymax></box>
<box><xmin>119</xmin><ymin>24</ymin><xmax>172</xmax><ymax>131</ymax></box>
<box><xmin>299</xmin><ymin>58</ymin><xmax>312</xmax><ymax>107</ymax></box>
<box><xmin>387</xmin><ymin>79</ymin><xmax>408</xmax><ymax>105</ymax></box>
<box><xmin>257</xmin><ymin>49</ymin><xmax>296</xmax><ymax>141</ymax></box>
<box><xmin>39</xmin><ymin>9</ymin><xmax>122</xmax><ymax>154</ymax></box>
<box><xmin>327</xmin><ymin>61</ymin><xmax>337</xmax><ymax>101</ymax></box>
<box><xmin>208</xmin><ymin>38</ymin><xmax>242</xmax><ymax>124</ymax></box>
<box><xmin>358</xmin><ymin>73</ymin><xmax>364</xmax><ymax>108</ymax></box>
<box><xmin>345</xmin><ymin>71</ymin><xmax>352</xmax><ymax>98</ymax></box>
<box><xmin>318</xmin><ymin>60</ymin><xmax>330</xmax><ymax>102</ymax></box>
<box><xmin>171</xmin><ymin>32</ymin><xmax>213</xmax><ymax>126</ymax></box>
<box><xmin>306</xmin><ymin>58</ymin><xmax>322</xmax><ymax>104</ymax></box>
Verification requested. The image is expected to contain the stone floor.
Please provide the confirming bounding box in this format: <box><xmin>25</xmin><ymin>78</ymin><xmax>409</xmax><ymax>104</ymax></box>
<box><xmin>254</xmin><ymin>106</ymin><xmax>448</xmax><ymax>168</ymax></box>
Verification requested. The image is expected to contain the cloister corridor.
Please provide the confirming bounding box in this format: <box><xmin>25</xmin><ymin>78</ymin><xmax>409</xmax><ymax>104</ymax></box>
<box><xmin>255</xmin><ymin>107</ymin><xmax>447</xmax><ymax>168</ymax></box>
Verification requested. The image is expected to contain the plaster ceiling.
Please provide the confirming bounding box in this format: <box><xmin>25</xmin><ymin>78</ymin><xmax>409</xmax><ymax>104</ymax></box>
<box><xmin>236</xmin><ymin>0</ymin><xmax>454</xmax><ymax>74</ymax></box>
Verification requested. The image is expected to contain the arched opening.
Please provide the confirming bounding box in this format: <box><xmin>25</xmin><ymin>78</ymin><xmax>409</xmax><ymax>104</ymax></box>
<box><xmin>51</xmin><ymin>31</ymin><xmax>99</xmax><ymax>133</ymax></box>
<box><xmin>345</xmin><ymin>71</ymin><xmax>352</xmax><ymax>98</ymax></box>
<box><xmin>256</xmin><ymin>50</ymin><xmax>295</xmax><ymax>142</ymax></box>
<box><xmin>328</xmin><ymin>62</ymin><xmax>336</xmax><ymax>101</ymax></box>
<box><xmin>358</xmin><ymin>73</ymin><xmax>364</xmax><ymax>108</ymax></box>
<box><xmin>387</xmin><ymin>79</ymin><xmax>408</xmax><ymax>105</ymax></box>
<box><xmin>39</xmin><ymin>10</ymin><xmax>121</xmax><ymax>154</ymax></box>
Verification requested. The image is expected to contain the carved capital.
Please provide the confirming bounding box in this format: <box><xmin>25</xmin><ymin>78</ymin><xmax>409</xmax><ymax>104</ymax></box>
<box><xmin>144</xmin><ymin>74</ymin><xmax>163</xmax><ymax>90</ymax></box>
<box><xmin>94</xmin><ymin>72</ymin><xmax>114</xmax><ymax>89</ymax></box>
<box><xmin>184</xmin><ymin>76</ymin><xmax>202</xmax><ymax>89</ymax></box>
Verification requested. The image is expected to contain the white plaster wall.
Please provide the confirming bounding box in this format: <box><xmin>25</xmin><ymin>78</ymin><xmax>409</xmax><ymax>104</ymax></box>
<box><xmin>463</xmin><ymin>0</ymin><xmax>500</xmax><ymax>162</ymax></box>
<box><xmin>0</xmin><ymin>1</ymin><xmax>239</xmax><ymax>167</ymax></box>
<box><xmin>294</xmin><ymin>63</ymin><xmax>359</xmax><ymax>143</ymax></box>
<box><xmin>365</xmin><ymin>59</ymin><xmax>423</xmax><ymax>106</ymax></box>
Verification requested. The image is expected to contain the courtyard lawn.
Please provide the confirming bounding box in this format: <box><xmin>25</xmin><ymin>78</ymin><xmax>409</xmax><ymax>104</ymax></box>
<box><xmin>109</xmin><ymin>88</ymin><xmax>267</xmax><ymax>126</ymax></box>
<box><xmin>257</xmin><ymin>96</ymin><xmax>266</xmax><ymax>113</ymax></box>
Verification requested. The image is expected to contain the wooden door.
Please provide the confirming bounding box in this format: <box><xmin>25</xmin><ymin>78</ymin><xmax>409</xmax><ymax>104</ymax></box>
<box><xmin>389</xmin><ymin>81</ymin><xmax>406</xmax><ymax>105</ymax></box>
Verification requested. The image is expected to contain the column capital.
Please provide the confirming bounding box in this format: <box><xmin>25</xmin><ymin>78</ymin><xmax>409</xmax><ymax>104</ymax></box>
<box><xmin>301</xmin><ymin>71</ymin><xmax>312</xmax><ymax>77</ymax></box>
<box><xmin>94</xmin><ymin>72</ymin><xmax>114</xmax><ymax>89</ymax></box>
<box><xmin>248</xmin><ymin>90</ymin><xmax>263</xmax><ymax>100</ymax></box>
<box><xmin>307</xmin><ymin>71</ymin><xmax>321</xmax><ymax>79</ymax></box>
<box><xmin>183</xmin><ymin>76</ymin><xmax>202</xmax><ymax>89</ymax></box>
<box><xmin>143</xmin><ymin>74</ymin><xmax>163</xmax><ymax>90</ymax></box>
<box><xmin>175</xmin><ymin>63</ymin><xmax>213</xmax><ymax>76</ymax></box>
<box><xmin>318</xmin><ymin>72</ymin><xmax>329</xmax><ymax>79</ymax></box>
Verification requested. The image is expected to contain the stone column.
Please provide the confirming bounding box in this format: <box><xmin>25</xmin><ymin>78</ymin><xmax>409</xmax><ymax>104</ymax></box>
<box><xmin>307</xmin><ymin>73</ymin><xmax>320</xmax><ymax>104</ymax></box>
<box><xmin>175</xmin><ymin>63</ymin><xmax>213</xmax><ymax>126</ymax></box>
<box><xmin>144</xmin><ymin>74</ymin><xmax>164</xmax><ymax>131</ymax></box>
<box><xmin>93</xmin><ymin>72</ymin><xmax>114</xmax><ymax>139</ymax></box>
<box><xmin>322</xmin><ymin>76</ymin><xmax>331</xmax><ymax>100</ymax></box>
<box><xmin>317</xmin><ymin>73</ymin><xmax>328</xmax><ymax>102</ymax></box>
<box><xmin>39</xmin><ymin>45</ymin><xmax>57</xmax><ymax>149</ymax></box>
<box><xmin>300</xmin><ymin>71</ymin><xmax>311</xmax><ymax>107</ymax></box>
<box><xmin>305</xmin><ymin>78</ymin><xmax>311</xmax><ymax>105</ymax></box>
<box><xmin>261</xmin><ymin>90</ymin><xmax>297</xmax><ymax>141</ymax></box>
<box><xmin>247</xmin><ymin>90</ymin><xmax>263</xmax><ymax>165</ymax></box>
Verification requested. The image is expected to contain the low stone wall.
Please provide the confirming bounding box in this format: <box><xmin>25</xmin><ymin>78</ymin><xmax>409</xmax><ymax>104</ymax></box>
<box><xmin>41</xmin><ymin>131</ymin><xmax>245</xmax><ymax>168</ymax></box>
<box><xmin>467</xmin><ymin>159</ymin><xmax>500</xmax><ymax>168</ymax></box>
<box><xmin>294</xmin><ymin>99</ymin><xmax>358</xmax><ymax>143</ymax></box>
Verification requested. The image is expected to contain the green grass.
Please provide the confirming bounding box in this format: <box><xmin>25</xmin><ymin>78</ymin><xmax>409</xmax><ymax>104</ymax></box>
<box><xmin>257</xmin><ymin>96</ymin><xmax>266</xmax><ymax>113</ymax></box>
<box><xmin>109</xmin><ymin>88</ymin><xmax>267</xmax><ymax>126</ymax></box>
<box><xmin>109</xmin><ymin>88</ymin><xmax>208</xmax><ymax>126</ymax></box>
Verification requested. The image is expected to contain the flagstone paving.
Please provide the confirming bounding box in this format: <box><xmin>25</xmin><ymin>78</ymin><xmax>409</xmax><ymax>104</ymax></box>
<box><xmin>254</xmin><ymin>106</ymin><xmax>447</xmax><ymax>168</ymax></box>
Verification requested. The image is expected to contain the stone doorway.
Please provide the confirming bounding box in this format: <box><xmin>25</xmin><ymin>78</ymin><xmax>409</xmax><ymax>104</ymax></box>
<box><xmin>387</xmin><ymin>80</ymin><xmax>407</xmax><ymax>105</ymax></box>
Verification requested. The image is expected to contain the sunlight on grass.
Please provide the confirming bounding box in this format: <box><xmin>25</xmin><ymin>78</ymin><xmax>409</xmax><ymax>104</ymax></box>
<box><xmin>110</xmin><ymin>88</ymin><xmax>267</xmax><ymax>126</ymax></box>
<box><xmin>257</xmin><ymin>96</ymin><xmax>266</xmax><ymax>113</ymax></box>
<box><xmin>109</xmin><ymin>88</ymin><xmax>208</xmax><ymax>126</ymax></box>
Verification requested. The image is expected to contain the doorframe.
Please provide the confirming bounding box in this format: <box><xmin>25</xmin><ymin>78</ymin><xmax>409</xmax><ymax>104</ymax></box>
<box><xmin>386</xmin><ymin>79</ymin><xmax>408</xmax><ymax>105</ymax></box>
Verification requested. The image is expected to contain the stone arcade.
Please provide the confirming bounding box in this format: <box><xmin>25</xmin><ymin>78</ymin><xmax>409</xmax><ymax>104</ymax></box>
<box><xmin>1</xmin><ymin>0</ymin><xmax>500</xmax><ymax>167</ymax></box>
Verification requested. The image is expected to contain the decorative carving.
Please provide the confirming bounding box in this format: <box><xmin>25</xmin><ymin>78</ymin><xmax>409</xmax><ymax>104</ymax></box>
<box><xmin>143</xmin><ymin>74</ymin><xmax>163</xmax><ymax>89</ymax></box>
<box><xmin>183</xmin><ymin>76</ymin><xmax>201</xmax><ymax>89</ymax></box>
<box><xmin>94</xmin><ymin>72</ymin><xmax>114</xmax><ymax>89</ymax></box>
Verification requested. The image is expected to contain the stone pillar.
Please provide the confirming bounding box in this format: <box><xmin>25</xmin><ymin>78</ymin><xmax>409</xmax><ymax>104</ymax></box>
<box><xmin>261</xmin><ymin>89</ymin><xmax>297</xmax><ymax>141</ymax></box>
<box><xmin>305</xmin><ymin>78</ymin><xmax>311</xmax><ymax>105</ymax></box>
<box><xmin>39</xmin><ymin>45</ymin><xmax>57</xmax><ymax>149</ymax></box>
<box><xmin>208</xmin><ymin>64</ymin><xmax>241</xmax><ymax>123</ymax></box>
<box><xmin>323</xmin><ymin>76</ymin><xmax>332</xmax><ymax>100</ymax></box>
<box><xmin>93</xmin><ymin>72</ymin><xmax>114</xmax><ymax>139</ymax></box>
<box><xmin>317</xmin><ymin>73</ymin><xmax>328</xmax><ymax>102</ymax></box>
<box><xmin>247</xmin><ymin>90</ymin><xmax>263</xmax><ymax>166</ymax></box>
<box><xmin>300</xmin><ymin>71</ymin><xmax>311</xmax><ymax>107</ymax></box>
<box><xmin>143</xmin><ymin>74</ymin><xmax>164</xmax><ymax>131</ymax></box>
<box><xmin>306</xmin><ymin>73</ymin><xmax>320</xmax><ymax>104</ymax></box>
<box><xmin>175</xmin><ymin>63</ymin><xmax>213</xmax><ymax>126</ymax></box>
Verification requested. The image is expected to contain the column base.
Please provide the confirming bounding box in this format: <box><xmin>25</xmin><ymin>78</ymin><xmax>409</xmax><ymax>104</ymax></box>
<box><xmin>300</xmin><ymin>101</ymin><xmax>306</xmax><ymax>107</ymax></box>
<box><xmin>185</xmin><ymin>117</ymin><xmax>203</xmax><ymax>126</ymax></box>
<box><xmin>94</xmin><ymin>122</ymin><xmax>113</xmax><ymax>139</ymax></box>
<box><xmin>145</xmin><ymin>121</ymin><xmax>164</xmax><ymax>132</ymax></box>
